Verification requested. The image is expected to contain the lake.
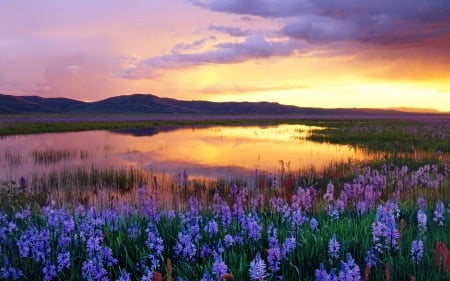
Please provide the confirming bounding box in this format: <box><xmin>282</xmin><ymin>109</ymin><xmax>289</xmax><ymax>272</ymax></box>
<box><xmin>0</xmin><ymin>124</ymin><xmax>369</xmax><ymax>180</ymax></box>
<box><xmin>0</xmin><ymin>124</ymin><xmax>373</xmax><ymax>207</ymax></box>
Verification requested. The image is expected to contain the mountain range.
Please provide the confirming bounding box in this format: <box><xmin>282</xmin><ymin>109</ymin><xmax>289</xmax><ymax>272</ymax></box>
<box><xmin>0</xmin><ymin>93</ymin><xmax>446</xmax><ymax>116</ymax></box>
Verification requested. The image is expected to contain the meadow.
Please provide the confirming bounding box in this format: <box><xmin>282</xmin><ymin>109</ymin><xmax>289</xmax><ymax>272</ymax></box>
<box><xmin>0</xmin><ymin>116</ymin><xmax>449</xmax><ymax>280</ymax></box>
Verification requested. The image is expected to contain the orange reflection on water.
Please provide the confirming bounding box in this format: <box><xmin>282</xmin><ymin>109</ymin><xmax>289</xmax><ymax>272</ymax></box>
<box><xmin>115</xmin><ymin>125</ymin><xmax>368</xmax><ymax>177</ymax></box>
<box><xmin>0</xmin><ymin>124</ymin><xmax>369</xmax><ymax>179</ymax></box>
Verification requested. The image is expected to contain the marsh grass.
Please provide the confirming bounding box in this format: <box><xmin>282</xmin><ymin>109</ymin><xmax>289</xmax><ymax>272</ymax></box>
<box><xmin>31</xmin><ymin>148</ymin><xmax>90</xmax><ymax>165</ymax></box>
<box><xmin>307</xmin><ymin>120</ymin><xmax>450</xmax><ymax>154</ymax></box>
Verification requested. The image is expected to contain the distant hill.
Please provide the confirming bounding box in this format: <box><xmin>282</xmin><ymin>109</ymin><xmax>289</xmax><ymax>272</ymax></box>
<box><xmin>0</xmin><ymin>93</ymin><xmax>445</xmax><ymax>116</ymax></box>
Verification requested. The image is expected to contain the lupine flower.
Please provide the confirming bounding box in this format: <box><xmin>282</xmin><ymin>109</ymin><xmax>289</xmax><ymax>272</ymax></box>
<box><xmin>328</xmin><ymin>234</ymin><xmax>340</xmax><ymax>260</ymax></box>
<box><xmin>224</xmin><ymin>234</ymin><xmax>234</xmax><ymax>248</ymax></box>
<box><xmin>82</xmin><ymin>258</ymin><xmax>108</xmax><ymax>281</ymax></box>
<box><xmin>212</xmin><ymin>255</ymin><xmax>228</xmax><ymax>279</ymax></box>
<box><xmin>385</xmin><ymin>215</ymin><xmax>399</xmax><ymax>253</ymax></box>
<box><xmin>310</xmin><ymin>217</ymin><xmax>319</xmax><ymax>232</ymax></box>
<box><xmin>174</xmin><ymin>232</ymin><xmax>196</xmax><ymax>260</ymax></box>
<box><xmin>17</xmin><ymin>227</ymin><xmax>51</xmax><ymax>263</ymax></box>
<box><xmin>200</xmin><ymin>271</ymin><xmax>214</xmax><ymax>281</ymax></box>
<box><xmin>417</xmin><ymin>195</ymin><xmax>426</xmax><ymax>211</ymax></box>
<box><xmin>145</xmin><ymin>224</ymin><xmax>164</xmax><ymax>271</ymax></box>
<box><xmin>269</xmin><ymin>196</ymin><xmax>284</xmax><ymax>212</ymax></box>
<box><xmin>417</xmin><ymin>210</ymin><xmax>427</xmax><ymax>235</ymax></box>
<box><xmin>127</xmin><ymin>223</ymin><xmax>139</xmax><ymax>239</ymax></box>
<box><xmin>241</xmin><ymin>214</ymin><xmax>262</xmax><ymax>242</ymax></box>
<box><xmin>342</xmin><ymin>253</ymin><xmax>361</xmax><ymax>281</ymax></box>
<box><xmin>1</xmin><ymin>258</ymin><xmax>23</xmax><ymax>280</ymax></box>
<box><xmin>282</xmin><ymin>235</ymin><xmax>296</xmax><ymax>258</ymax></box>
<box><xmin>200</xmin><ymin>243</ymin><xmax>212</xmax><ymax>258</ymax></box>
<box><xmin>117</xmin><ymin>270</ymin><xmax>131</xmax><ymax>281</ymax></box>
<box><xmin>328</xmin><ymin>269</ymin><xmax>337</xmax><ymax>281</ymax></box>
<box><xmin>433</xmin><ymin>201</ymin><xmax>445</xmax><ymax>226</ymax></box>
<box><xmin>57</xmin><ymin>251</ymin><xmax>71</xmax><ymax>272</ymax></box>
<box><xmin>323</xmin><ymin>182</ymin><xmax>335</xmax><ymax>203</ymax></box>
<box><xmin>266</xmin><ymin>226</ymin><xmax>281</xmax><ymax>273</ymax></box>
<box><xmin>326</xmin><ymin>205</ymin><xmax>340</xmax><ymax>221</ymax></box>
<box><xmin>249</xmin><ymin>252</ymin><xmax>267</xmax><ymax>281</ymax></box>
<box><xmin>411</xmin><ymin>239</ymin><xmax>424</xmax><ymax>264</ymax></box>
<box><xmin>315</xmin><ymin>263</ymin><xmax>330</xmax><ymax>281</ymax></box>
<box><xmin>205</xmin><ymin>219</ymin><xmax>219</xmax><ymax>238</ymax></box>
<box><xmin>42</xmin><ymin>261</ymin><xmax>57</xmax><ymax>281</ymax></box>
<box><xmin>365</xmin><ymin>250</ymin><xmax>376</xmax><ymax>268</ymax></box>
<box><xmin>213</xmin><ymin>194</ymin><xmax>232</xmax><ymax>228</ymax></box>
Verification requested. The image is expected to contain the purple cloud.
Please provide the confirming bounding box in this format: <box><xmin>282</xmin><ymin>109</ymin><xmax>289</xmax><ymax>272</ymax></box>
<box><xmin>172</xmin><ymin>36</ymin><xmax>216</xmax><ymax>53</ymax></box>
<box><xmin>209</xmin><ymin>25</ymin><xmax>251</xmax><ymax>37</ymax></box>
<box><xmin>121</xmin><ymin>35</ymin><xmax>304</xmax><ymax>79</ymax></box>
<box><xmin>193</xmin><ymin>0</ymin><xmax>450</xmax><ymax>47</ymax></box>
<box><xmin>192</xmin><ymin>0</ymin><xmax>311</xmax><ymax>17</ymax></box>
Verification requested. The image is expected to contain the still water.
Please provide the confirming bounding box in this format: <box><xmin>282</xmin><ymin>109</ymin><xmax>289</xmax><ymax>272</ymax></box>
<box><xmin>0</xmin><ymin>124</ymin><xmax>368</xmax><ymax>181</ymax></box>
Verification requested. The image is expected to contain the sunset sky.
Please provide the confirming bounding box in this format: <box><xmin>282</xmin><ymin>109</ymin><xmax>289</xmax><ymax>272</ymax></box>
<box><xmin>1</xmin><ymin>0</ymin><xmax>450</xmax><ymax>111</ymax></box>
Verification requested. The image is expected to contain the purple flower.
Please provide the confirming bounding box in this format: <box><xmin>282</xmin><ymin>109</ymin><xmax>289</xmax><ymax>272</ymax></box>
<box><xmin>57</xmin><ymin>251</ymin><xmax>71</xmax><ymax>272</ymax></box>
<box><xmin>17</xmin><ymin>227</ymin><xmax>51</xmax><ymax>263</ymax></box>
<box><xmin>342</xmin><ymin>253</ymin><xmax>361</xmax><ymax>281</ymax></box>
<box><xmin>315</xmin><ymin>263</ymin><xmax>330</xmax><ymax>281</ymax></box>
<box><xmin>212</xmin><ymin>255</ymin><xmax>228</xmax><ymax>279</ymax></box>
<box><xmin>365</xmin><ymin>250</ymin><xmax>376</xmax><ymax>268</ymax></box>
<box><xmin>145</xmin><ymin>224</ymin><xmax>164</xmax><ymax>271</ymax></box>
<box><xmin>82</xmin><ymin>258</ymin><xmax>108</xmax><ymax>281</ymax></box>
<box><xmin>42</xmin><ymin>262</ymin><xmax>57</xmax><ymax>281</ymax></box>
<box><xmin>249</xmin><ymin>252</ymin><xmax>267</xmax><ymax>281</ymax></box>
<box><xmin>410</xmin><ymin>239</ymin><xmax>424</xmax><ymax>264</ymax></box>
<box><xmin>282</xmin><ymin>235</ymin><xmax>296</xmax><ymax>258</ymax></box>
<box><xmin>417</xmin><ymin>210</ymin><xmax>427</xmax><ymax>235</ymax></box>
<box><xmin>224</xmin><ymin>234</ymin><xmax>234</xmax><ymax>248</ymax></box>
<box><xmin>127</xmin><ymin>223</ymin><xmax>139</xmax><ymax>240</ymax></box>
<box><xmin>200</xmin><ymin>243</ymin><xmax>212</xmax><ymax>258</ymax></box>
<box><xmin>310</xmin><ymin>217</ymin><xmax>319</xmax><ymax>232</ymax></box>
<box><xmin>200</xmin><ymin>271</ymin><xmax>214</xmax><ymax>281</ymax></box>
<box><xmin>117</xmin><ymin>270</ymin><xmax>131</xmax><ymax>281</ymax></box>
<box><xmin>269</xmin><ymin>196</ymin><xmax>284</xmax><ymax>212</ymax></box>
<box><xmin>433</xmin><ymin>201</ymin><xmax>445</xmax><ymax>226</ymax></box>
<box><xmin>174</xmin><ymin>232</ymin><xmax>196</xmax><ymax>260</ymax></box>
<box><xmin>267</xmin><ymin>227</ymin><xmax>281</xmax><ymax>273</ymax></box>
<box><xmin>417</xmin><ymin>195</ymin><xmax>426</xmax><ymax>210</ymax></box>
<box><xmin>233</xmin><ymin>235</ymin><xmax>243</xmax><ymax>245</ymax></box>
<box><xmin>323</xmin><ymin>182</ymin><xmax>335</xmax><ymax>203</ymax></box>
<box><xmin>385</xmin><ymin>215</ymin><xmax>399</xmax><ymax>252</ymax></box>
<box><xmin>328</xmin><ymin>234</ymin><xmax>340</xmax><ymax>260</ymax></box>
<box><xmin>1</xmin><ymin>258</ymin><xmax>23</xmax><ymax>280</ymax></box>
<box><xmin>241</xmin><ymin>214</ymin><xmax>262</xmax><ymax>242</ymax></box>
<box><xmin>204</xmin><ymin>220</ymin><xmax>219</xmax><ymax>238</ymax></box>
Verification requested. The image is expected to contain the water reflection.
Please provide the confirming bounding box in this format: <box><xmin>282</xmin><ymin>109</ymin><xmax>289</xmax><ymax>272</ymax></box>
<box><xmin>0</xmin><ymin>124</ymin><xmax>369</xmax><ymax>180</ymax></box>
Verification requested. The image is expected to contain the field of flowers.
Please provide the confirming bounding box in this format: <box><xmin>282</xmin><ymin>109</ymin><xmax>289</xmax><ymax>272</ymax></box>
<box><xmin>1</xmin><ymin>163</ymin><xmax>450</xmax><ymax>280</ymax></box>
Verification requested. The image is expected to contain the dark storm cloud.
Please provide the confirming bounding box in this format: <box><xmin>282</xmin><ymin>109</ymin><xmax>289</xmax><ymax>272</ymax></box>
<box><xmin>193</xmin><ymin>0</ymin><xmax>450</xmax><ymax>46</ymax></box>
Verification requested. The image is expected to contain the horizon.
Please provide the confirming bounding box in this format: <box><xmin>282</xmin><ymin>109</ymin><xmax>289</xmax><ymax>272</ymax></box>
<box><xmin>3</xmin><ymin>92</ymin><xmax>449</xmax><ymax>114</ymax></box>
<box><xmin>1</xmin><ymin>1</ymin><xmax>450</xmax><ymax>111</ymax></box>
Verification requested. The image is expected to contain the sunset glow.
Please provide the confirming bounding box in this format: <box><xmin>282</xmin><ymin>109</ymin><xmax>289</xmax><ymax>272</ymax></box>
<box><xmin>1</xmin><ymin>0</ymin><xmax>449</xmax><ymax>111</ymax></box>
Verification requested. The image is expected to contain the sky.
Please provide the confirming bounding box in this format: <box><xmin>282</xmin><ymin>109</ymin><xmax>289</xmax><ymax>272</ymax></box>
<box><xmin>1</xmin><ymin>0</ymin><xmax>450</xmax><ymax>111</ymax></box>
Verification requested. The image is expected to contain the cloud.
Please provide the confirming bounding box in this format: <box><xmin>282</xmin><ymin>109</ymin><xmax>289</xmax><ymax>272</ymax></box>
<box><xmin>191</xmin><ymin>0</ymin><xmax>312</xmax><ymax>17</ymax></box>
<box><xmin>193</xmin><ymin>0</ymin><xmax>450</xmax><ymax>48</ymax></box>
<box><xmin>121</xmin><ymin>34</ymin><xmax>304</xmax><ymax>79</ymax></box>
<box><xmin>171</xmin><ymin>36</ymin><xmax>216</xmax><ymax>53</ymax></box>
<box><xmin>209</xmin><ymin>25</ymin><xmax>251</xmax><ymax>37</ymax></box>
